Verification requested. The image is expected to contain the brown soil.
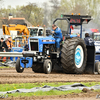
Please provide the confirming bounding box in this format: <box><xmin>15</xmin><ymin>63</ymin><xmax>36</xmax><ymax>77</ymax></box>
<box><xmin>3</xmin><ymin>91</ymin><xmax>100</xmax><ymax>100</ymax></box>
<box><xmin>0</xmin><ymin>68</ymin><xmax>100</xmax><ymax>100</ymax></box>
<box><xmin>0</xmin><ymin>68</ymin><xmax>100</xmax><ymax>84</ymax></box>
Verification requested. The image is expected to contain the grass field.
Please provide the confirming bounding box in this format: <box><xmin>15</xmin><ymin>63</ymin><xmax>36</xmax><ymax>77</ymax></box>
<box><xmin>0</xmin><ymin>82</ymin><xmax>100</xmax><ymax>97</ymax></box>
<box><xmin>7</xmin><ymin>89</ymin><xmax>82</xmax><ymax>97</ymax></box>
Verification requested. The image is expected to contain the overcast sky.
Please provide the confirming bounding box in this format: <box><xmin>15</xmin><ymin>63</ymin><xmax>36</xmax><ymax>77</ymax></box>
<box><xmin>3</xmin><ymin>0</ymin><xmax>50</xmax><ymax>8</ymax></box>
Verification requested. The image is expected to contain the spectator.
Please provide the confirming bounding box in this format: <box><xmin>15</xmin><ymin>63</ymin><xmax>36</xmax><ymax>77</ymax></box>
<box><xmin>3</xmin><ymin>39</ymin><xmax>8</xmax><ymax>51</ymax></box>
<box><xmin>0</xmin><ymin>38</ymin><xmax>4</xmax><ymax>52</ymax></box>
<box><xmin>5</xmin><ymin>37</ymin><xmax>13</xmax><ymax>63</ymax></box>
<box><xmin>3</xmin><ymin>39</ymin><xmax>9</xmax><ymax>63</ymax></box>
<box><xmin>0</xmin><ymin>38</ymin><xmax>5</xmax><ymax>62</ymax></box>
<box><xmin>24</xmin><ymin>40</ymin><xmax>29</xmax><ymax>51</ymax></box>
<box><xmin>6</xmin><ymin>37</ymin><xmax>13</xmax><ymax>52</ymax></box>
<box><xmin>84</xmin><ymin>33</ymin><xmax>94</xmax><ymax>46</ymax></box>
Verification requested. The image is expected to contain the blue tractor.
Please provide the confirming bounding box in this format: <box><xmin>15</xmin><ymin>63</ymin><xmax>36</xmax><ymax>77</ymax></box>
<box><xmin>16</xmin><ymin>14</ymin><xmax>100</xmax><ymax>74</ymax></box>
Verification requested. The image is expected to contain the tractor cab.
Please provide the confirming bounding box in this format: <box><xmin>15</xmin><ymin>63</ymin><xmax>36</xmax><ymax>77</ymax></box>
<box><xmin>53</xmin><ymin>14</ymin><xmax>91</xmax><ymax>38</ymax></box>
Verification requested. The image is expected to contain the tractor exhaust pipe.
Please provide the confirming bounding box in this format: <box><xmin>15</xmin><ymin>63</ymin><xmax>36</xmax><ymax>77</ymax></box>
<box><xmin>43</xmin><ymin>25</ymin><xmax>46</xmax><ymax>37</ymax></box>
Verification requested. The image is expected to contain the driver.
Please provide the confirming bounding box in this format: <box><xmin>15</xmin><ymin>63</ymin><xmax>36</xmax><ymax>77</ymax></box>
<box><xmin>52</xmin><ymin>24</ymin><xmax>62</xmax><ymax>52</ymax></box>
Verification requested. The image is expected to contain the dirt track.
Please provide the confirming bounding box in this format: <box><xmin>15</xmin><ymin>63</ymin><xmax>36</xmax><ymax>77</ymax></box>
<box><xmin>0</xmin><ymin>68</ymin><xmax>100</xmax><ymax>84</ymax></box>
<box><xmin>1</xmin><ymin>68</ymin><xmax>100</xmax><ymax>100</ymax></box>
<box><xmin>3</xmin><ymin>92</ymin><xmax>100</xmax><ymax>100</ymax></box>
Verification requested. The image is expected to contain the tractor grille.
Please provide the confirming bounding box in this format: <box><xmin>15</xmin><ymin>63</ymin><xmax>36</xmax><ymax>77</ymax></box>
<box><xmin>30</xmin><ymin>39</ymin><xmax>38</xmax><ymax>51</ymax></box>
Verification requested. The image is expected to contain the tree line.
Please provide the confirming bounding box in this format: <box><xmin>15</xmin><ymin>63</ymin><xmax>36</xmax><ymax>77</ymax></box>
<box><xmin>0</xmin><ymin>0</ymin><xmax>100</xmax><ymax>28</ymax></box>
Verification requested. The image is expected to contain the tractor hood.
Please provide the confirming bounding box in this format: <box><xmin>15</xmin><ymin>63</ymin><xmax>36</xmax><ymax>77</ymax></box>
<box><xmin>29</xmin><ymin>36</ymin><xmax>55</xmax><ymax>44</ymax></box>
<box><xmin>29</xmin><ymin>36</ymin><xmax>55</xmax><ymax>52</ymax></box>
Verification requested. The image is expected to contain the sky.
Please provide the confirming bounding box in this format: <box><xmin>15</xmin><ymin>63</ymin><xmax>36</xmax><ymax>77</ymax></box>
<box><xmin>2</xmin><ymin>0</ymin><xmax>50</xmax><ymax>8</ymax></box>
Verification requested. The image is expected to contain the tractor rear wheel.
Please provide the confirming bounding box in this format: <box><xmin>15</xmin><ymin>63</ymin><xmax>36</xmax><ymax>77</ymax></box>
<box><xmin>16</xmin><ymin>58</ymin><xmax>24</xmax><ymax>73</ymax></box>
<box><xmin>61</xmin><ymin>37</ymin><xmax>87</xmax><ymax>74</ymax></box>
<box><xmin>95</xmin><ymin>62</ymin><xmax>100</xmax><ymax>74</ymax></box>
<box><xmin>43</xmin><ymin>59</ymin><xmax>52</xmax><ymax>74</ymax></box>
<box><xmin>32</xmin><ymin>63</ymin><xmax>43</xmax><ymax>73</ymax></box>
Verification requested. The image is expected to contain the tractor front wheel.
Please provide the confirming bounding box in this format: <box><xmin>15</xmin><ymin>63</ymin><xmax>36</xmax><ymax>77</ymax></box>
<box><xmin>16</xmin><ymin>58</ymin><xmax>24</xmax><ymax>73</ymax></box>
<box><xmin>43</xmin><ymin>59</ymin><xmax>52</xmax><ymax>74</ymax></box>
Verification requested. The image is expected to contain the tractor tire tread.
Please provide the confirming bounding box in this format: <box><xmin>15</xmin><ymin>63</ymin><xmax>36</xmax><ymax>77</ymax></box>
<box><xmin>61</xmin><ymin>37</ymin><xmax>87</xmax><ymax>74</ymax></box>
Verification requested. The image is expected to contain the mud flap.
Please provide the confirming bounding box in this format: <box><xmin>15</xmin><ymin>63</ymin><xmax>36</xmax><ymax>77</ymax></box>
<box><xmin>84</xmin><ymin>46</ymin><xmax>95</xmax><ymax>74</ymax></box>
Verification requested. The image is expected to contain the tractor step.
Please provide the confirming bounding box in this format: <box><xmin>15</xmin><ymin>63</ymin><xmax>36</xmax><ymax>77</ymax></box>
<box><xmin>50</xmin><ymin>52</ymin><xmax>58</xmax><ymax>54</ymax></box>
<box><xmin>50</xmin><ymin>52</ymin><xmax>59</xmax><ymax>58</ymax></box>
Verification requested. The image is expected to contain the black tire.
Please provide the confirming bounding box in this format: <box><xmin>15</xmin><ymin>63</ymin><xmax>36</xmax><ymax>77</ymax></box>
<box><xmin>32</xmin><ymin>63</ymin><xmax>43</xmax><ymax>73</ymax></box>
<box><xmin>16</xmin><ymin>58</ymin><xmax>24</xmax><ymax>73</ymax></box>
<box><xmin>95</xmin><ymin>62</ymin><xmax>100</xmax><ymax>74</ymax></box>
<box><xmin>43</xmin><ymin>59</ymin><xmax>52</xmax><ymax>74</ymax></box>
<box><xmin>61</xmin><ymin>37</ymin><xmax>87</xmax><ymax>74</ymax></box>
<box><xmin>52</xmin><ymin>59</ymin><xmax>56</xmax><ymax>70</ymax></box>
